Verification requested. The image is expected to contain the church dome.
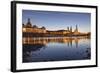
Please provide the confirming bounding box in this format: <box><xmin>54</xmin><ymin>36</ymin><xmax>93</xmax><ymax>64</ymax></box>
<box><xmin>33</xmin><ymin>25</ymin><xmax>38</xmax><ymax>28</ymax></box>
<box><xmin>41</xmin><ymin>26</ymin><xmax>46</xmax><ymax>29</ymax></box>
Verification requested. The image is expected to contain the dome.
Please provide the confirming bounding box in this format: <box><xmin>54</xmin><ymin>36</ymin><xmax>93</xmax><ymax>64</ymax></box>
<box><xmin>41</xmin><ymin>26</ymin><xmax>46</xmax><ymax>29</ymax></box>
<box><xmin>33</xmin><ymin>25</ymin><xmax>38</xmax><ymax>28</ymax></box>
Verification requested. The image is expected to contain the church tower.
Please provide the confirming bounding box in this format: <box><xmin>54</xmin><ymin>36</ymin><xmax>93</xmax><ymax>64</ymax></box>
<box><xmin>70</xmin><ymin>26</ymin><xmax>72</xmax><ymax>32</ymax></box>
<box><xmin>74</xmin><ymin>25</ymin><xmax>79</xmax><ymax>35</ymax></box>
<box><xmin>74</xmin><ymin>25</ymin><xmax>78</xmax><ymax>33</ymax></box>
<box><xmin>26</xmin><ymin>18</ymin><xmax>32</xmax><ymax>27</ymax></box>
<box><xmin>67</xmin><ymin>27</ymin><xmax>69</xmax><ymax>31</ymax></box>
<box><xmin>76</xmin><ymin>25</ymin><xmax>78</xmax><ymax>32</ymax></box>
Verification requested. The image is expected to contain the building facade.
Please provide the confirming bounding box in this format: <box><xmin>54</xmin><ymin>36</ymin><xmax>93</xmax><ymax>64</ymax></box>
<box><xmin>22</xmin><ymin>18</ymin><xmax>46</xmax><ymax>33</ymax></box>
<box><xmin>22</xmin><ymin>18</ymin><xmax>80</xmax><ymax>36</ymax></box>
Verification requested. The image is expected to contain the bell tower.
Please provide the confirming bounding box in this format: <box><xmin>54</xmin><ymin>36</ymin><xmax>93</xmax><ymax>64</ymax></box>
<box><xmin>74</xmin><ymin>25</ymin><xmax>78</xmax><ymax>33</ymax></box>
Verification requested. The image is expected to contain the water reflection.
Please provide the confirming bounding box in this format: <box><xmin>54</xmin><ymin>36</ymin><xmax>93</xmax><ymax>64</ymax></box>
<box><xmin>23</xmin><ymin>36</ymin><xmax>91</xmax><ymax>63</ymax></box>
<box><xmin>23</xmin><ymin>36</ymin><xmax>90</xmax><ymax>47</ymax></box>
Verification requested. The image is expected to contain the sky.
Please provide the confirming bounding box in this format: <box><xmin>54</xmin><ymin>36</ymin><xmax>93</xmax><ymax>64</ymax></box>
<box><xmin>22</xmin><ymin>10</ymin><xmax>91</xmax><ymax>32</ymax></box>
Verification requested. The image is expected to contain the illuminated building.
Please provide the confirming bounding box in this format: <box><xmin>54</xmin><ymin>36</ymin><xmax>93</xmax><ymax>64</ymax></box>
<box><xmin>22</xmin><ymin>18</ymin><xmax>46</xmax><ymax>33</ymax></box>
<box><xmin>22</xmin><ymin>18</ymin><xmax>90</xmax><ymax>37</ymax></box>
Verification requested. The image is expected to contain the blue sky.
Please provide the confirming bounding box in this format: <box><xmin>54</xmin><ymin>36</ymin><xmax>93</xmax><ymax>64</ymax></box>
<box><xmin>22</xmin><ymin>10</ymin><xmax>91</xmax><ymax>32</ymax></box>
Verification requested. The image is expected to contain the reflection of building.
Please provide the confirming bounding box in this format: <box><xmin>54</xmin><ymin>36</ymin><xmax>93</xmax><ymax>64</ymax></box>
<box><xmin>23</xmin><ymin>36</ymin><xmax>90</xmax><ymax>48</ymax></box>
<box><xmin>22</xmin><ymin>18</ymin><xmax>90</xmax><ymax>37</ymax></box>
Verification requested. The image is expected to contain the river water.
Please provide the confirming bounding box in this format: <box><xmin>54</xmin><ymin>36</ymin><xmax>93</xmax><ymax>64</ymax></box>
<box><xmin>22</xmin><ymin>37</ymin><xmax>91</xmax><ymax>63</ymax></box>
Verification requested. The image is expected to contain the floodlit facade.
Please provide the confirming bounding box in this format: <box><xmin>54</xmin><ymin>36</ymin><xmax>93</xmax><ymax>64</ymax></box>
<box><xmin>22</xmin><ymin>18</ymin><xmax>82</xmax><ymax>36</ymax></box>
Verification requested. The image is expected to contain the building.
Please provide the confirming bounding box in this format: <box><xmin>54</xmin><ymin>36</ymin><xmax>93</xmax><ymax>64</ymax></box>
<box><xmin>22</xmin><ymin>18</ymin><xmax>82</xmax><ymax>37</ymax></box>
<box><xmin>47</xmin><ymin>30</ymin><xmax>71</xmax><ymax>36</ymax></box>
<box><xmin>22</xmin><ymin>18</ymin><xmax>46</xmax><ymax>33</ymax></box>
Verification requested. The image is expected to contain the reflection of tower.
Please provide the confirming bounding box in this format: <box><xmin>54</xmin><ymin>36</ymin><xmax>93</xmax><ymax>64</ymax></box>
<box><xmin>75</xmin><ymin>38</ymin><xmax>78</xmax><ymax>48</ymax></box>
<box><xmin>69</xmin><ymin>38</ymin><xmax>72</xmax><ymax>47</ymax></box>
<box><xmin>67</xmin><ymin>41</ymin><xmax>69</xmax><ymax>47</ymax></box>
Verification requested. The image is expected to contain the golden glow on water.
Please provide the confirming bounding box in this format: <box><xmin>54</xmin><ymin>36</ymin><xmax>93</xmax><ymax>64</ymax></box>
<box><xmin>22</xmin><ymin>36</ymin><xmax>90</xmax><ymax>45</ymax></box>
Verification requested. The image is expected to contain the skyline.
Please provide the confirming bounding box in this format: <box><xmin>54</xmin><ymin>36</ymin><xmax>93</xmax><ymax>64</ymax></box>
<box><xmin>22</xmin><ymin>10</ymin><xmax>91</xmax><ymax>33</ymax></box>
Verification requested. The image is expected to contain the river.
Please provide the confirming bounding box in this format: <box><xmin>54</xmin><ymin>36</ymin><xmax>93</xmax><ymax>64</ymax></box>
<box><xmin>22</xmin><ymin>36</ymin><xmax>91</xmax><ymax>63</ymax></box>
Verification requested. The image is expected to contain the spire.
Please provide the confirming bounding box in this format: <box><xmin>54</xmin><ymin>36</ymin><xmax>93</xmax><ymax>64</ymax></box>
<box><xmin>67</xmin><ymin>27</ymin><xmax>69</xmax><ymax>31</ymax></box>
<box><xmin>70</xmin><ymin>26</ymin><xmax>72</xmax><ymax>32</ymax></box>
<box><xmin>76</xmin><ymin>25</ymin><xmax>78</xmax><ymax>31</ymax></box>
<box><xmin>75</xmin><ymin>25</ymin><xmax>78</xmax><ymax>32</ymax></box>
<box><xmin>27</xmin><ymin>18</ymin><xmax>31</xmax><ymax>24</ymax></box>
<box><xmin>26</xmin><ymin>18</ymin><xmax>32</xmax><ymax>27</ymax></box>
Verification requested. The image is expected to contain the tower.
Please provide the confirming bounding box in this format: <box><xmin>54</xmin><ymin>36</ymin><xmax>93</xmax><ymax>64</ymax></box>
<box><xmin>70</xmin><ymin>26</ymin><xmax>72</xmax><ymax>32</ymax></box>
<box><xmin>26</xmin><ymin>18</ymin><xmax>32</xmax><ymax>27</ymax></box>
<box><xmin>67</xmin><ymin>27</ymin><xmax>69</xmax><ymax>31</ymax></box>
<box><xmin>74</xmin><ymin>25</ymin><xmax>78</xmax><ymax>33</ymax></box>
<box><xmin>76</xmin><ymin>25</ymin><xmax>78</xmax><ymax>32</ymax></box>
